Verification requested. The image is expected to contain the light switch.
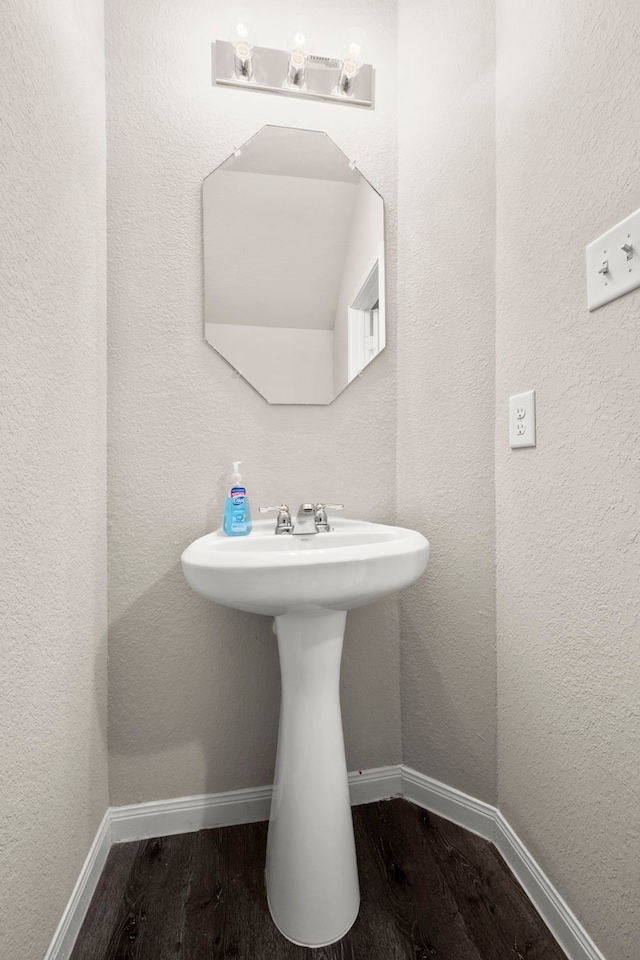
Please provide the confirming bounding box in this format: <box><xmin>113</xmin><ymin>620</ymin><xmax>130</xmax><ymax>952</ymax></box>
<box><xmin>509</xmin><ymin>391</ymin><xmax>536</xmax><ymax>449</ymax></box>
<box><xmin>586</xmin><ymin>208</ymin><xmax>640</xmax><ymax>310</ymax></box>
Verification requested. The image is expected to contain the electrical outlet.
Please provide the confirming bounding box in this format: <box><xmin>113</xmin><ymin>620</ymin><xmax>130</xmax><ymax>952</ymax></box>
<box><xmin>509</xmin><ymin>391</ymin><xmax>536</xmax><ymax>448</ymax></box>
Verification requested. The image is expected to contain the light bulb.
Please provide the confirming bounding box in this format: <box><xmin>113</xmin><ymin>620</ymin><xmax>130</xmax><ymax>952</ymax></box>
<box><xmin>227</xmin><ymin>9</ymin><xmax>257</xmax><ymax>79</ymax></box>
<box><xmin>286</xmin><ymin>29</ymin><xmax>313</xmax><ymax>87</ymax></box>
<box><xmin>344</xmin><ymin>41</ymin><xmax>364</xmax><ymax>72</ymax></box>
<box><xmin>288</xmin><ymin>30</ymin><xmax>309</xmax><ymax>54</ymax></box>
<box><xmin>339</xmin><ymin>32</ymin><xmax>367</xmax><ymax>95</ymax></box>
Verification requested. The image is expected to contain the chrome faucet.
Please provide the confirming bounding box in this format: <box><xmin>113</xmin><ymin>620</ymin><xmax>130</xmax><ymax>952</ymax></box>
<box><xmin>259</xmin><ymin>502</ymin><xmax>344</xmax><ymax>535</ymax></box>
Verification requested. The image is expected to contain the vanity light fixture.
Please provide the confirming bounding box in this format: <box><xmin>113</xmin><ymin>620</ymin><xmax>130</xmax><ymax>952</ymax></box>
<box><xmin>213</xmin><ymin>25</ymin><xmax>373</xmax><ymax>107</ymax></box>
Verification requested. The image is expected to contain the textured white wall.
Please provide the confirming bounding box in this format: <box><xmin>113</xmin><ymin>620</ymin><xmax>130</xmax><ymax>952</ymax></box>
<box><xmin>495</xmin><ymin>3</ymin><xmax>640</xmax><ymax>958</ymax></box>
<box><xmin>0</xmin><ymin>1</ymin><xmax>108</xmax><ymax>957</ymax></box>
<box><xmin>396</xmin><ymin>0</ymin><xmax>497</xmax><ymax>803</ymax></box>
<box><xmin>107</xmin><ymin>0</ymin><xmax>400</xmax><ymax>805</ymax></box>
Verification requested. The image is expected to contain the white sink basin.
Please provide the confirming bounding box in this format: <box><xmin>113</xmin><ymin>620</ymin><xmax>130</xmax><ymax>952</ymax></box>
<box><xmin>181</xmin><ymin>516</ymin><xmax>429</xmax><ymax>948</ymax></box>
<box><xmin>181</xmin><ymin>517</ymin><xmax>429</xmax><ymax>616</ymax></box>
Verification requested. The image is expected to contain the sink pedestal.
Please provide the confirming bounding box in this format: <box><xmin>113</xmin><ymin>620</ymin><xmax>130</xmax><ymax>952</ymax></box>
<box><xmin>181</xmin><ymin>517</ymin><xmax>430</xmax><ymax>945</ymax></box>
<box><xmin>265</xmin><ymin>610</ymin><xmax>360</xmax><ymax>947</ymax></box>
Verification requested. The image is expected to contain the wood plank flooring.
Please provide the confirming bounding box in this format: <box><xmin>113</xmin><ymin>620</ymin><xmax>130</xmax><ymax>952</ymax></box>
<box><xmin>71</xmin><ymin>799</ymin><xmax>567</xmax><ymax>960</ymax></box>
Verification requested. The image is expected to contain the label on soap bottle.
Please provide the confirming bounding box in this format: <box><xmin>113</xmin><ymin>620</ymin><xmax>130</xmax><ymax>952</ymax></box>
<box><xmin>230</xmin><ymin>485</ymin><xmax>246</xmax><ymax>505</ymax></box>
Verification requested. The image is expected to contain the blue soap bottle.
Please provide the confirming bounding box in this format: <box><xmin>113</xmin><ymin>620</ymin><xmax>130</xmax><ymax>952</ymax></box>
<box><xmin>223</xmin><ymin>461</ymin><xmax>252</xmax><ymax>537</ymax></box>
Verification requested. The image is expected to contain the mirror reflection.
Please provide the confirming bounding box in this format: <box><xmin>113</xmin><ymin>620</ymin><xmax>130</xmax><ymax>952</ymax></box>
<box><xmin>203</xmin><ymin>125</ymin><xmax>385</xmax><ymax>404</ymax></box>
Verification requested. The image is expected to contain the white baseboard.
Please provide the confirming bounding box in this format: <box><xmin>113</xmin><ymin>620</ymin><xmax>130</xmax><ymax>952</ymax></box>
<box><xmin>47</xmin><ymin>764</ymin><xmax>606</xmax><ymax>960</ymax></box>
<box><xmin>43</xmin><ymin>810</ymin><xmax>111</xmax><ymax>960</ymax></box>
<box><xmin>401</xmin><ymin>765</ymin><xmax>497</xmax><ymax>841</ymax></box>
<box><xmin>110</xmin><ymin>783</ymin><xmax>273</xmax><ymax>843</ymax></box>
<box><xmin>349</xmin><ymin>764</ymin><xmax>403</xmax><ymax>805</ymax></box>
<box><xmin>400</xmin><ymin>766</ymin><xmax>606</xmax><ymax>960</ymax></box>
<box><xmin>109</xmin><ymin>765</ymin><xmax>403</xmax><ymax>844</ymax></box>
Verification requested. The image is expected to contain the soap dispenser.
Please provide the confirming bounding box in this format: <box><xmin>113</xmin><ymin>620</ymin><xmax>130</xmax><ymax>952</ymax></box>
<box><xmin>223</xmin><ymin>461</ymin><xmax>252</xmax><ymax>537</ymax></box>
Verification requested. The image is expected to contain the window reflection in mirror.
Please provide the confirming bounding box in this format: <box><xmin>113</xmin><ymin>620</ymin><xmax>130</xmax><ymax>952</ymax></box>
<box><xmin>203</xmin><ymin>125</ymin><xmax>385</xmax><ymax>404</ymax></box>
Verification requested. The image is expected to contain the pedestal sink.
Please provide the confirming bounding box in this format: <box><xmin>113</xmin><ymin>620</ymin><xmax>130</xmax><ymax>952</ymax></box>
<box><xmin>181</xmin><ymin>517</ymin><xmax>429</xmax><ymax>947</ymax></box>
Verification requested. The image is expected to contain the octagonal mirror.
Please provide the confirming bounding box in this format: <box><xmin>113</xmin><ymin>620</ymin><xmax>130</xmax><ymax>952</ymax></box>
<box><xmin>203</xmin><ymin>125</ymin><xmax>385</xmax><ymax>404</ymax></box>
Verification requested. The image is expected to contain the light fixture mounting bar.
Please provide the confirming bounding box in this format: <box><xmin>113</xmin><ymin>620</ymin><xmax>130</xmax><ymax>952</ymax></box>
<box><xmin>213</xmin><ymin>41</ymin><xmax>374</xmax><ymax>108</ymax></box>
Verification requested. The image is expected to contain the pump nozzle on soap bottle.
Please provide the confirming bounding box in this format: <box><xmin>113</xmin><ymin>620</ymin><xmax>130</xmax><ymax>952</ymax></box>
<box><xmin>223</xmin><ymin>461</ymin><xmax>252</xmax><ymax>536</ymax></box>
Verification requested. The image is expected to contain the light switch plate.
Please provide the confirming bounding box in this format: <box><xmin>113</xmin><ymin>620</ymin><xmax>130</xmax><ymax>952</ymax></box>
<box><xmin>586</xmin><ymin>208</ymin><xmax>640</xmax><ymax>311</ymax></box>
<box><xmin>509</xmin><ymin>390</ymin><xmax>536</xmax><ymax>449</ymax></box>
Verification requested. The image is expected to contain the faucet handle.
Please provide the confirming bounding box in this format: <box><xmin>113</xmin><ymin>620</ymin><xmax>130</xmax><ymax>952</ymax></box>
<box><xmin>314</xmin><ymin>502</ymin><xmax>344</xmax><ymax>532</ymax></box>
<box><xmin>258</xmin><ymin>504</ymin><xmax>292</xmax><ymax>534</ymax></box>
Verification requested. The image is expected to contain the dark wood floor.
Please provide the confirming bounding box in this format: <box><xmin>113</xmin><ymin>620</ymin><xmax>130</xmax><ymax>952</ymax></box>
<box><xmin>71</xmin><ymin>799</ymin><xmax>567</xmax><ymax>960</ymax></box>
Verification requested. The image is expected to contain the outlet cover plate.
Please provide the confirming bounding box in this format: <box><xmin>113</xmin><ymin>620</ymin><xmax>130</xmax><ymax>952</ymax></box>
<box><xmin>509</xmin><ymin>390</ymin><xmax>536</xmax><ymax>449</ymax></box>
<box><xmin>586</xmin><ymin>208</ymin><xmax>640</xmax><ymax>311</ymax></box>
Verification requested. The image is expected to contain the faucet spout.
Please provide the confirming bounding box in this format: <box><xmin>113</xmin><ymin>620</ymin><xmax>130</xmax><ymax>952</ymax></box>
<box><xmin>292</xmin><ymin>503</ymin><xmax>318</xmax><ymax>535</ymax></box>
